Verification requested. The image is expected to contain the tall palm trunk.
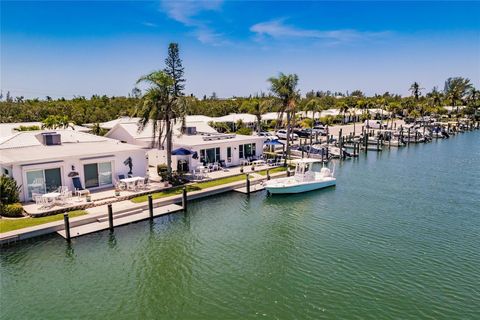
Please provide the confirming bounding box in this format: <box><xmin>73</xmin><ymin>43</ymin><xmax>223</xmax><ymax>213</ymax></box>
<box><xmin>166</xmin><ymin>114</ymin><xmax>173</xmax><ymax>175</ymax></box>
<box><xmin>285</xmin><ymin>111</ymin><xmax>291</xmax><ymax>166</ymax></box>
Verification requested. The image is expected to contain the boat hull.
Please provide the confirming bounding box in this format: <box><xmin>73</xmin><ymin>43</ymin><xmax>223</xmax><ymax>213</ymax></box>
<box><xmin>265</xmin><ymin>178</ymin><xmax>336</xmax><ymax>194</ymax></box>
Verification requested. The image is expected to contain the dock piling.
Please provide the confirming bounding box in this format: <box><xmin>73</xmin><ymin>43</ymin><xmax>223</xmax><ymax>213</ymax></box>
<box><xmin>148</xmin><ymin>195</ymin><xmax>153</xmax><ymax>219</ymax></box>
<box><xmin>246</xmin><ymin>174</ymin><xmax>251</xmax><ymax>194</ymax></box>
<box><xmin>108</xmin><ymin>204</ymin><xmax>114</xmax><ymax>231</ymax></box>
<box><xmin>182</xmin><ymin>187</ymin><xmax>188</xmax><ymax>211</ymax></box>
<box><xmin>63</xmin><ymin>213</ymin><xmax>71</xmax><ymax>242</ymax></box>
<box><xmin>267</xmin><ymin>169</ymin><xmax>271</xmax><ymax>180</ymax></box>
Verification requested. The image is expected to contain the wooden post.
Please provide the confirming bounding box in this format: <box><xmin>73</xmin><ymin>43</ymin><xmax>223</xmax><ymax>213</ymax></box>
<box><xmin>407</xmin><ymin>128</ymin><xmax>411</xmax><ymax>145</ymax></box>
<box><xmin>63</xmin><ymin>213</ymin><xmax>71</xmax><ymax>242</ymax></box>
<box><xmin>267</xmin><ymin>169</ymin><xmax>271</xmax><ymax>180</ymax></box>
<box><xmin>148</xmin><ymin>194</ymin><xmax>153</xmax><ymax>219</ymax></box>
<box><xmin>108</xmin><ymin>204</ymin><xmax>113</xmax><ymax>231</ymax></box>
<box><xmin>182</xmin><ymin>187</ymin><xmax>188</xmax><ymax>211</ymax></box>
<box><xmin>246</xmin><ymin>174</ymin><xmax>250</xmax><ymax>194</ymax></box>
<box><xmin>338</xmin><ymin>129</ymin><xmax>343</xmax><ymax>159</ymax></box>
<box><xmin>364</xmin><ymin>133</ymin><xmax>368</xmax><ymax>153</ymax></box>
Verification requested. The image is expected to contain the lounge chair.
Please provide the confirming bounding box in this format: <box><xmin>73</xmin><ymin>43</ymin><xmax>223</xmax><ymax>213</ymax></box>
<box><xmin>72</xmin><ymin>177</ymin><xmax>90</xmax><ymax>197</ymax></box>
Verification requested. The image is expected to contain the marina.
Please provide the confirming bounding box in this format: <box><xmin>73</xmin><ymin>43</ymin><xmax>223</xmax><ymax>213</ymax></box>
<box><xmin>1</xmin><ymin>130</ymin><xmax>478</xmax><ymax>319</ymax></box>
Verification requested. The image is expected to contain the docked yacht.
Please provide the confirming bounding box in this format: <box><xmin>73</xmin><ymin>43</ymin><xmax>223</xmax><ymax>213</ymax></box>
<box><xmin>264</xmin><ymin>159</ymin><xmax>336</xmax><ymax>194</ymax></box>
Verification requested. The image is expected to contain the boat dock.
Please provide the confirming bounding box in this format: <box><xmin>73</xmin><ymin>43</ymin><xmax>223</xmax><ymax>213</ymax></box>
<box><xmin>57</xmin><ymin>204</ymin><xmax>183</xmax><ymax>239</ymax></box>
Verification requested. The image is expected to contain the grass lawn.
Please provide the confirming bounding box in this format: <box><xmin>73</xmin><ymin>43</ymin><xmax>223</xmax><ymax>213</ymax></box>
<box><xmin>257</xmin><ymin>166</ymin><xmax>288</xmax><ymax>176</ymax></box>
<box><xmin>0</xmin><ymin>210</ymin><xmax>87</xmax><ymax>233</ymax></box>
<box><xmin>131</xmin><ymin>174</ymin><xmax>248</xmax><ymax>203</ymax></box>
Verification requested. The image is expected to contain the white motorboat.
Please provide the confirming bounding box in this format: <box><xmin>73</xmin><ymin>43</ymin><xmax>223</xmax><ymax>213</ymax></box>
<box><xmin>264</xmin><ymin>159</ymin><xmax>336</xmax><ymax>194</ymax></box>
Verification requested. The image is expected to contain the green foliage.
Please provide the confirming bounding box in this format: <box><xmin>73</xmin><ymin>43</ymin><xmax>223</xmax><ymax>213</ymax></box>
<box><xmin>1</xmin><ymin>203</ymin><xmax>24</xmax><ymax>217</ymax></box>
<box><xmin>42</xmin><ymin>115</ymin><xmax>72</xmax><ymax>129</ymax></box>
<box><xmin>15</xmin><ymin>125</ymin><xmax>41</xmax><ymax>131</ymax></box>
<box><xmin>0</xmin><ymin>175</ymin><xmax>20</xmax><ymax>205</ymax></box>
<box><xmin>209</xmin><ymin>121</ymin><xmax>231</xmax><ymax>133</ymax></box>
<box><xmin>157</xmin><ymin>164</ymin><xmax>168</xmax><ymax>177</ymax></box>
<box><xmin>301</xmin><ymin>118</ymin><xmax>313</xmax><ymax>128</ymax></box>
<box><xmin>236</xmin><ymin>127</ymin><xmax>252</xmax><ymax>135</ymax></box>
<box><xmin>320</xmin><ymin>116</ymin><xmax>335</xmax><ymax>126</ymax></box>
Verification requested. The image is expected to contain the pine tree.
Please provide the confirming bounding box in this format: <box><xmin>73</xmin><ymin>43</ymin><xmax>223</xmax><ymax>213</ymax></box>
<box><xmin>164</xmin><ymin>43</ymin><xmax>185</xmax><ymax>97</ymax></box>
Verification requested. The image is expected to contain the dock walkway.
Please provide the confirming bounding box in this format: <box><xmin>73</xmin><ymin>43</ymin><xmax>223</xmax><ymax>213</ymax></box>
<box><xmin>57</xmin><ymin>204</ymin><xmax>183</xmax><ymax>239</ymax></box>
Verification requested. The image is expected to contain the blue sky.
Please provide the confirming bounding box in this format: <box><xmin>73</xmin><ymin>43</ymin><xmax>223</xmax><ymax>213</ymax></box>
<box><xmin>1</xmin><ymin>1</ymin><xmax>479</xmax><ymax>99</ymax></box>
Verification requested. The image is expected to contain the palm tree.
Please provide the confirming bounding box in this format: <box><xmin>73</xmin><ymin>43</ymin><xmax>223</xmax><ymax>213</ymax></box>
<box><xmin>409</xmin><ymin>82</ymin><xmax>424</xmax><ymax>101</ymax></box>
<box><xmin>136</xmin><ymin>71</ymin><xmax>175</xmax><ymax>175</ymax></box>
<box><xmin>305</xmin><ymin>97</ymin><xmax>322</xmax><ymax>147</ymax></box>
<box><xmin>242</xmin><ymin>98</ymin><xmax>271</xmax><ymax>134</ymax></box>
<box><xmin>268</xmin><ymin>73</ymin><xmax>299</xmax><ymax>166</ymax></box>
<box><xmin>444</xmin><ymin>77</ymin><xmax>473</xmax><ymax>115</ymax></box>
<box><xmin>338</xmin><ymin>101</ymin><xmax>349</xmax><ymax>125</ymax></box>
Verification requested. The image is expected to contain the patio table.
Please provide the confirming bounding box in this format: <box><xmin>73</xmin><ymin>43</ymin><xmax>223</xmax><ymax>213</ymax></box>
<box><xmin>42</xmin><ymin>192</ymin><xmax>61</xmax><ymax>205</ymax></box>
<box><xmin>120</xmin><ymin>176</ymin><xmax>144</xmax><ymax>191</ymax></box>
<box><xmin>252</xmin><ymin>160</ymin><xmax>266</xmax><ymax>166</ymax></box>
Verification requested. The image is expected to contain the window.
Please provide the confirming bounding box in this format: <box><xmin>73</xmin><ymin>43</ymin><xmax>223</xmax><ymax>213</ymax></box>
<box><xmin>84</xmin><ymin>162</ymin><xmax>112</xmax><ymax>188</ymax></box>
<box><xmin>26</xmin><ymin>168</ymin><xmax>62</xmax><ymax>199</ymax></box>
<box><xmin>239</xmin><ymin>143</ymin><xmax>256</xmax><ymax>158</ymax></box>
<box><xmin>200</xmin><ymin>148</ymin><xmax>221</xmax><ymax>164</ymax></box>
<box><xmin>227</xmin><ymin>147</ymin><xmax>232</xmax><ymax>162</ymax></box>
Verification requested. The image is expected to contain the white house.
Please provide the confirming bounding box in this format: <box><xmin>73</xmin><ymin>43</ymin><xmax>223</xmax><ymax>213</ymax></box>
<box><xmin>0</xmin><ymin>130</ymin><xmax>147</xmax><ymax>202</ymax></box>
<box><xmin>104</xmin><ymin>119</ymin><xmax>265</xmax><ymax>171</ymax></box>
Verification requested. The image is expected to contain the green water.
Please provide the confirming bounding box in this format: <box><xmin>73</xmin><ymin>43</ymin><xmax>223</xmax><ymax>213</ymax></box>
<box><xmin>1</xmin><ymin>132</ymin><xmax>479</xmax><ymax>319</ymax></box>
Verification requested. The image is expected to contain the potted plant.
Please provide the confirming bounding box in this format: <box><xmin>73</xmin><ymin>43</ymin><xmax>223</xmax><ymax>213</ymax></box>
<box><xmin>86</xmin><ymin>194</ymin><xmax>92</xmax><ymax>202</ymax></box>
<box><xmin>251</xmin><ymin>164</ymin><xmax>255</xmax><ymax>171</ymax></box>
<box><xmin>114</xmin><ymin>186</ymin><xmax>121</xmax><ymax>197</ymax></box>
<box><xmin>240</xmin><ymin>165</ymin><xmax>244</xmax><ymax>173</ymax></box>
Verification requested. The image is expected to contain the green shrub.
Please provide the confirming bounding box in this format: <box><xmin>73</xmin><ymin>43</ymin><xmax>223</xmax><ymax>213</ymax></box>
<box><xmin>236</xmin><ymin>127</ymin><xmax>252</xmax><ymax>135</ymax></box>
<box><xmin>157</xmin><ymin>164</ymin><xmax>168</xmax><ymax>177</ymax></box>
<box><xmin>1</xmin><ymin>203</ymin><xmax>24</xmax><ymax>217</ymax></box>
<box><xmin>0</xmin><ymin>175</ymin><xmax>20</xmax><ymax>205</ymax></box>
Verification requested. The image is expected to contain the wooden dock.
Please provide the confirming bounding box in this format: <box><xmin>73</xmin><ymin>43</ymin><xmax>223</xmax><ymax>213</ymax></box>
<box><xmin>234</xmin><ymin>184</ymin><xmax>265</xmax><ymax>194</ymax></box>
<box><xmin>57</xmin><ymin>204</ymin><xmax>183</xmax><ymax>239</ymax></box>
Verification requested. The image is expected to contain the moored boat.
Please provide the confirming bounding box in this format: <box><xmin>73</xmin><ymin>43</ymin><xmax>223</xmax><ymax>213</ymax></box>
<box><xmin>264</xmin><ymin>159</ymin><xmax>336</xmax><ymax>194</ymax></box>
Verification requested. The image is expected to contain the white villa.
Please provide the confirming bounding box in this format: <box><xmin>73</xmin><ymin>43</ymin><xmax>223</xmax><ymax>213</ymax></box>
<box><xmin>104</xmin><ymin>118</ymin><xmax>265</xmax><ymax>171</ymax></box>
<box><xmin>0</xmin><ymin>130</ymin><xmax>147</xmax><ymax>202</ymax></box>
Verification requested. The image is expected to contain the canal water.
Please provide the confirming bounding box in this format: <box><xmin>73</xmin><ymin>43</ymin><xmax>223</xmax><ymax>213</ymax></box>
<box><xmin>1</xmin><ymin>132</ymin><xmax>479</xmax><ymax>319</ymax></box>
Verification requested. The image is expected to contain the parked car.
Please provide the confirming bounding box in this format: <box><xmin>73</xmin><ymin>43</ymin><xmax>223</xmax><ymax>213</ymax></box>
<box><xmin>257</xmin><ymin>131</ymin><xmax>279</xmax><ymax>141</ymax></box>
<box><xmin>276</xmin><ymin>129</ymin><xmax>299</xmax><ymax>140</ymax></box>
<box><xmin>364</xmin><ymin>120</ymin><xmax>387</xmax><ymax>129</ymax></box>
<box><xmin>293</xmin><ymin>128</ymin><xmax>311</xmax><ymax>138</ymax></box>
<box><xmin>312</xmin><ymin>126</ymin><xmax>327</xmax><ymax>136</ymax></box>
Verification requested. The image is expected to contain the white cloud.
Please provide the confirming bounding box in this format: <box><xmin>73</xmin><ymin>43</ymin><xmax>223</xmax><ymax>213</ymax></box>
<box><xmin>142</xmin><ymin>21</ymin><xmax>158</xmax><ymax>28</ymax></box>
<box><xmin>160</xmin><ymin>0</ymin><xmax>226</xmax><ymax>45</ymax></box>
<box><xmin>250</xmin><ymin>19</ymin><xmax>390</xmax><ymax>44</ymax></box>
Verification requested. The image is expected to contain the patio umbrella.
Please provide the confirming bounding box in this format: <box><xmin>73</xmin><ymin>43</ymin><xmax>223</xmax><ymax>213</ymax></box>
<box><xmin>264</xmin><ymin>140</ymin><xmax>284</xmax><ymax>146</ymax></box>
<box><xmin>171</xmin><ymin>148</ymin><xmax>193</xmax><ymax>156</ymax></box>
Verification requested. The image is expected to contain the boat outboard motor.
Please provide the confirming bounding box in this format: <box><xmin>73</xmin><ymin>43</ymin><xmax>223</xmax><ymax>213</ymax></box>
<box><xmin>320</xmin><ymin>167</ymin><xmax>332</xmax><ymax>178</ymax></box>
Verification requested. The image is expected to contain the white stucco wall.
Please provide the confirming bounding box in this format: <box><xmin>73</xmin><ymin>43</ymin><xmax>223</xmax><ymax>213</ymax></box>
<box><xmin>12</xmin><ymin>149</ymin><xmax>147</xmax><ymax>202</ymax></box>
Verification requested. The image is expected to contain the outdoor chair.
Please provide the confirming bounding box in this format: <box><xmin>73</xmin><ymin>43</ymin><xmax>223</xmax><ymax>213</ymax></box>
<box><xmin>72</xmin><ymin>177</ymin><xmax>90</xmax><ymax>197</ymax></box>
<box><xmin>136</xmin><ymin>179</ymin><xmax>145</xmax><ymax>191</ymax></box>
<box><xmin>118</xmin><ymin>174</ymin><xmax>125</xmax><ymax>180</ymax></box>
<box><xmin>58</xmin><ymin>190</ymin><xmax>73</xmax><ymax>206</ymax></box>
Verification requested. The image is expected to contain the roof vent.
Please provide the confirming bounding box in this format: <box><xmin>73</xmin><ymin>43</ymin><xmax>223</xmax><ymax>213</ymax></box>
<box><xmin>42</xmin><ymin>132</ymin><xmax>61</xmax><ymax>145</ymax></box>
<box><xmin>185</xmin><ymin>127</ymin><xmax>197</xmax><ymax>135</ymax></box>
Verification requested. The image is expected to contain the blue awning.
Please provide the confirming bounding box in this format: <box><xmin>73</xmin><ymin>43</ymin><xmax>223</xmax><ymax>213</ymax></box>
<box><xmin>171</xmin><ymin>148</ymin><xmax>193</xmax><ymax>155</ymax></box>
<box><xmin>264</xmin><ymin>139</ymin><xmax>284</xmax><ymax>146</ymax></box>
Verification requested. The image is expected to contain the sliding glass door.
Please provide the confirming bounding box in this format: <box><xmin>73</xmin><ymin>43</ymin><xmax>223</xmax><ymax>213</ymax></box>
<box><xmin>84</xmin><ymin>162</ymin><xmax>112</xmax><ymax>188</ymax></box>
<box><xmin>26</xmin><ymin>168</ymin><xmax>62</xmax><ymax>199</ymax></box>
